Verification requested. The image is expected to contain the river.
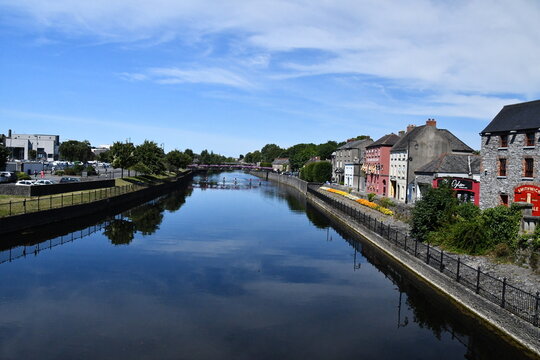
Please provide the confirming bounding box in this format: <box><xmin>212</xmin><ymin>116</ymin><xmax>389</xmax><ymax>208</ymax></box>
<box><xmin>0</xmin><ymin>171</ymin><xmax>533</xmax><ymax>359</ymax></box>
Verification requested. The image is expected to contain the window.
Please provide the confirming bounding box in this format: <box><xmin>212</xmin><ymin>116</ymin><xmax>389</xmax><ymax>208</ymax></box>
<box><xmin>498</xmin><ymin>158</ymin><xmax>507</xmax><ymax>177</ymax></box>
<box><xmin>524</xmin><ymin>158</ymin><xmax>534</xmax><ymax>178</ymax></box>
<box><xmin>500</xmin><ymin>135</ymin><xmax>508</xmax><ymax>147</ymax></box>
<box><xmin>526</xmin><ymin>132</ymin><xmax>535</xmax><ymax>146</ymax></box>
<box><xmin>500</xmin><ymin>194</ymin><xmax>509</xmax><ymax>206</ymax></box>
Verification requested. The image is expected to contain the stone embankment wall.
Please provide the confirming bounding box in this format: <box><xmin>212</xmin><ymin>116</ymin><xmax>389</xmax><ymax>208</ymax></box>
<box><xmin>0</xmin><ymin>179</ymin><xmax>115</xmax><ymax>197</ymax></box>
<box><xmin>0</xmin><ymin>174</ymin><xmax>191</xmax><ymax>235</ymax></box>
<box><xmin>250</xmin><ymin>171</ymin><xmax>309</xmax><ymax>194</ymax></box>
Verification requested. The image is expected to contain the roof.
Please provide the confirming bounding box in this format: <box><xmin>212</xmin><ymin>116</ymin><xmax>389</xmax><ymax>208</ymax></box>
<box><xmin>391</xmin><ymin>125</ymin><xmax>473</xmax><ymax>153</ymax></box>
<box><xmin>415</xmin><ymin>153</ymin><xmax>480</xmax><ymax>175</ymax></box>
<box><xmin>481</xmin><ymin>100</ymin><xmax>540</xmax><ymax>134</ymax></box>
<box><xmin>366</xmin><ymin>133</ymin><xmax>401</xmax><ymax>148</ymax></box>
<box><xmin>272</xmin><ymin>158</ymin><xmax>289</xmax><ymax>165</ymax></box>
<box><xmin>337</xmin><ymin>138</ymin><xmax>373</xmax><ymax>150</ymax></box>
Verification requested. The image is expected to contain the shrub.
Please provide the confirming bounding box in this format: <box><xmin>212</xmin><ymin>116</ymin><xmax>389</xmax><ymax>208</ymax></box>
<box><xmin>367</xmin><ymin>193</ymin><xmax>376</xmax><ymax>202</ymax></box>
<box><xmin>16</xmin><ymin>172</ymin><xmax>31</xmax><ymax>180</ymax></box>
<box><xmin>492</xmin><ymin>243</ymin><xmax>511</xmax><ymax>258</ymax></box>
<box><xmin>85</xmin><ymin>165</ymin><xmax>97</xmax><ymax>176</ymax></box>
<box><xmin>311</xmin><ymin>161</ymin><xmax>332</xmax><ymax>183</ymax></box>
<box><xmin>379</xmin><ymin>197</ymin><xmax>395</xmax><ymax>208</ymax></box>
<box><xmin>481</xmin><ymin>205</ymin><xmax>521</xmax><ymax>249</ymax></box>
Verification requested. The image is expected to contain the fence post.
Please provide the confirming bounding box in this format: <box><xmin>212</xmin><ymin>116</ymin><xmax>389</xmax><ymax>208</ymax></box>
<box><xmin>426</xmin><ymin>242</ymin><xmax>430</xmax><ymax>264</ymax></box>
<box><xmin>476</xmin><ymin>266</ymin><xmax>481</xmax><ymax>294</ymax></box>
<box><xmin>61</xmin><ymin>194</ymin><xmax>63</xmax><ymax>207</ymax></box>
<box><xmin>37</xmin><ymin>196</ymin><xmax>40</xmax><ymax>211</ymax></box>
<box><xmin>404</xmin><ymin>235</ymin><xmax>407</xmax><ymax>251</ymax></box>
<box><xmin>501</xmin><ymin>278</ymin><xmax>507</xmax><ymax>308</ymax></box>
<box><xmin>23</xmin><ymin>199</ymin><xmax>26</xmax><ymax>214</ymax></box>
<box><xmin>534</xmin><ymin>292</ymin><xmax>539</xmax><ymax>327</ymax></box>
<box><xmin>456</xmin><ymin>258</ymin><xmax>461</xmax><ymax>282</ymax></box>
<box><xmin>50</xmin><ymin>195</ymin><xmax>52</xmax><ymax>209</ymax></box>
<box><xmin>72</xmin><ymin>192</ymin><xmax>74</xmax><ymax>205</ymax></box>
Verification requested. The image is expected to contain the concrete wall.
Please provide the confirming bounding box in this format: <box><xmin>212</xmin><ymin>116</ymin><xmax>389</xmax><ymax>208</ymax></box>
<box><xmin>250</xmin><ymin>171</ymin><xmax>308</xmax><ymax>194</ymax></box>
<box><xmin>0</xmin><ymin>174</ymin><xmax>191</xmax><ymax>235</ymax></box>
<box><xmin>0</xmin><ymin>179</ymin><xmax>116</xmax><ymax>197</ymax></box>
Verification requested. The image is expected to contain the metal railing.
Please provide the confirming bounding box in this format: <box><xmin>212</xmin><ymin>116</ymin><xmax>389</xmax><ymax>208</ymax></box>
<box><xmin>0</xmin><ymin>184</ymin><xmax>145</xmax><ymax>218</ymax></box>
<box><xmin>0</xmin><ymin>222</ymin><xmax>109</xmax><ymax>264</ymax></box>
<box><xmin>308</xmin><ymin>186</ymin><xmax>540</xmax><ymax>327</ymax></box>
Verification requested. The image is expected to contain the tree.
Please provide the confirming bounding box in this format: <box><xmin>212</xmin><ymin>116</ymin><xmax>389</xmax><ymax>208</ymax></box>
<box><xmin>133</xmin><ymin>140</ymin><xmax>165</xmax><ymax>174</ymax></box>
<box><xmin>184</xmin><ymin>148</ymin><xmax>194</xmax><ymax>158</ymax></box>
<box><xmin>311</xmin><ymin>161</ymin><xmax>332</xmax><ymax>182</ymax></box>
<box><xmin>0</xmin><ymin>145</ymin><xmax>8</xmax><ymax>170</ymax></box>
<box><xmin>110</xmin><ymin>141</ymin><xmax>136</xmax><ymax>178</ymax></box>
<box><xmin>29</xmin><ymin>149</ymin><xmax>37</xmax><ymax>160</ymax></box>
<box><xmin>316</xmin><ymin>141</ymin><xmax>338</xmax><ymax>160</ymax></box>
<box><xmin>97</xmin><ymin>150</ymin><xmax>111</xmax><ymax>163</ymax></box>
<box><xmin>260</xmin><ymin>144</ymin><xmax>283</xmax><ymax>162</ymax></box>
<box><xmin>166</xmin><ymin>150</ymin><xmax>192</xmax><ymax>172</ymax></box>
<box><xmin>59</xmin><ymin>140</ymin><xmax>94</xmax><ymax>162</ymax></box>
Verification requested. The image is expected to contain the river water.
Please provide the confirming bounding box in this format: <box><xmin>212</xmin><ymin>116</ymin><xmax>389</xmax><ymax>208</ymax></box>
<box><xmin>0</xmin><ymin>172</ymin><xmax>534</xmax><ymax>359</ymax></box>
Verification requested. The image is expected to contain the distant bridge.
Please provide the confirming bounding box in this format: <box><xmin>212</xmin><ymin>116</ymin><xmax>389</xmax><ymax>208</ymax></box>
<box><xmin>188</xmin><ymin>164</ymin><xmax>273</xmax><ymax>171</ymax></box>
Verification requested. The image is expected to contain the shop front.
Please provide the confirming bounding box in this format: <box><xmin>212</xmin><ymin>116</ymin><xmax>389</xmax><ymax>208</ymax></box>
<box><xmin>433</xmin><ymin>177</ymin><xmax>480</xmax><ymax>206</ymax></box>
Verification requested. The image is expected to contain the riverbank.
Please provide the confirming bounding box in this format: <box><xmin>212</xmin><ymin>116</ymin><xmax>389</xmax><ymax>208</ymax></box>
<box><xmin>0</xmin><ymin>171</ymin><xmax>192</xmax><ymax>235</ymax></box>
<box><xmin>254</xmin><ymin>171</ymin><xmax>540</xmax><ymax>357</ymax></box>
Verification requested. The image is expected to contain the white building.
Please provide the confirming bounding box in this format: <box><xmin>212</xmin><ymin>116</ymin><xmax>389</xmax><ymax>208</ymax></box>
<box><xmin>4</xmin><ymin>130</ymin><xmax>60</xmax><ymax>161</ymax></box>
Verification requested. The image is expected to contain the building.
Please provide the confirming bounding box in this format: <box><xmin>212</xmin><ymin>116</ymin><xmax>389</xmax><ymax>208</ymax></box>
<box><xmin>389</xmin><ymin>119</ymin><xmax>474</xmax><ymax>203</ymax></box>
<box><xmin>363</xmin><ymin>133</ymin><xmax>401</xmax><ymax>196</ymax></box>
<box><xmin>272</xmin><ymin>158</ymin><xmax>290</xmax><ymax>172</ymax></box>
<box><xmin>91</xmin><ymin>145</ymin><xmax>111</xmax><ymax>157</ymax></box>
<box><xmin>331</xmin><ymin>138</ymin><xmax>373</xmax><ymax>188</ymax></box>
<box><xmin>480</xmin><ymin>100</ymin><xmax>540</xmax><ymax>214</ymax></box>
<box><xmin>415</xmin><ymin>153</ymin><xmax>481</xmax><ymax>205</ymax></box>
<box><xmin>3</xmin><ymin>130</ymin><xmax>60</xmax><ymax>161</ymax></box>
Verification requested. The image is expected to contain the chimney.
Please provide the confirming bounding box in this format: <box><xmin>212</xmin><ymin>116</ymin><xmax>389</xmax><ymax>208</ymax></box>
<box><xmin>426</xmin><ymin>118</ymin><xmax>436</xmax><ymax>127</ymax></box>
<box><xmin>398</xmin><ymin>130</ymin><xmax>405</xmax><ymax>137</ymax></box>
<box><xmin>406</xmin><ymin>124</ymin><xmax>416</xmax><ymax>133</ymax></box>
<box><xmin>347</xmin><ymin>138</ymin><xmax>356</xmax><ymax>143</ymax></box>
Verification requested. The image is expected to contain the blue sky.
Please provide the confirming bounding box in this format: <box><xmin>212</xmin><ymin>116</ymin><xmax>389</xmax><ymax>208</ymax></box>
<box><xmin>1</xmin><ymin>0</ymin><xmax>539</xmax><ymax>157</ymax></box>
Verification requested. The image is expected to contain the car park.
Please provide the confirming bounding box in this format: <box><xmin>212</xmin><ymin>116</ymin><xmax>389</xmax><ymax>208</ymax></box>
<box><xmin>15</xmin><ymin>180</ymin><xmax>35</xmax><ymax>186</ymax></box>
<box><xmin>59</xmin><ymin>177</ymin><xmax>81</xmax><ymax>183</ymax></box>
<box><xmin>34</xmin><ymin>179</ymin><xmax>56</xmax><ymax>185</ymax></box>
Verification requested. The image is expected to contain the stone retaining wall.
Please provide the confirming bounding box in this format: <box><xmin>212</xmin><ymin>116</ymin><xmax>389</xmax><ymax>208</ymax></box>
<box><xmin>0</xmin><ymin>179</ymin><xmax>116</xmax><ymax>197</ymax></box>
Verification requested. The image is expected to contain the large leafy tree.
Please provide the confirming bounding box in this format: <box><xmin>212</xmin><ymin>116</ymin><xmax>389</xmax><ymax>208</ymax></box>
<box><xmin>166</xmin><ymin>150</ymin><xmax>192</xmax><ymax>172</ymax></box>
<box><xmin>316</xmin><ymin>141</ymin><xmax>339</xmax><ymax>160</ymax></box>
<box><xmin>0</xmin><ymin>145</ymin><xmax>9</xmax><ymax>170</ymax></box>
<box><xmin>59</xmin><ymin>140</ymin><xmax>94</xmax><ymax>162</ymax></box>
<box><xmin>110</xmin><ymin>141</ymin><xmax>136</xmax><ymax>178</ymax></box>
<box><xmin>133</xmin><ymin>140</ymin><xmax>165</xmax><ymax>174</ymax></box>
<box><xmin>260</xmin><ymin>144</ymin><xmax>283</xmax><ymax>162</ymax></box>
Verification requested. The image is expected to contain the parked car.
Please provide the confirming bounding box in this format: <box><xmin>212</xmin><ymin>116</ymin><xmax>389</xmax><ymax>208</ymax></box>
<box><xmin>59</xmin><ymin>177</ymin><xmax>81</xmax><ymax>183</ymax></box>
<box><xmin>34</xmin><ymin>179</ymin><xmax>56</xmax><ymax>185</ymax></box>
<box><xmin>0</xmin><ymin>171</ymin><xmax>16</xmax><ymax>183</ymax></box>
<box><xmin>15</xmin><ymin>180</ymin><xmax>35</xmax><ymax>186</ymax></box>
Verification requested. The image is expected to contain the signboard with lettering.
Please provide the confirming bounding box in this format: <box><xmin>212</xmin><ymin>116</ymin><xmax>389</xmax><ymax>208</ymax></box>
<box><xmin>514</xmin><ymin>185</ymin><xmax>540</xmax><ymax>216</ymax></box>
<box><xmin>433</xmin><ymin>177</ymin><xmax>480</xmax><ymax>206</ymax></box>
<box><xmin>436</xmin><ymin>178</ymin><xmax>473</xmax><ymax>190</ymax></box>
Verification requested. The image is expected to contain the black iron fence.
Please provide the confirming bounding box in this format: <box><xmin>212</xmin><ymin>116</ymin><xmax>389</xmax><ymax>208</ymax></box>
<box><xmin>0</xmin><ymin>222</ymin><xmax>108</xmax><ymax>264</ymax></box>
<box><xmin>308</xmin><ymin>186</ymin><xmax>540</xmax><ymax>328</ymax></box>
<box><xmin>0</xmin><ymin>184</ymin><xmax>144</xmax><ymax>218</ymax></box>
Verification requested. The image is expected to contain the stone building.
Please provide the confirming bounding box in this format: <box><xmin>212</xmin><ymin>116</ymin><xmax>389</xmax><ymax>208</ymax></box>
<box><xmin>364</xmin><ymin>133</ymin><xmax>401</xmax><ymax>197</ymax></box>
<box><xmin>272</xmin><ymin>158</ymin><xmax>290</xmax><ymax>172</ymax></box>
<box><xmin>3</xmin><ymin>130</ymin><xmax>60</xmax><ymax>161</ymax></box>
<box><xmin>480</xmin><ymin>100</ymin><xmax>540</xmax><ymax>214</ymax></box>
<box><xmin>331</xmin><ymin>138</ymin><xmax>373</xmax><ymax>188</ymax></box>
<box><xmin>389</xmin><ymin>119</ymin><xmax>474</xmax><ymax>203</ymax></box>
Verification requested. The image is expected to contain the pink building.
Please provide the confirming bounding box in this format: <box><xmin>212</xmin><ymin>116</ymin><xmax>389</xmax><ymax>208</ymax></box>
<box><xmin>363</xmin><ymin>134</ymin><xmax>401</xmax><ymax>196</ymax></box>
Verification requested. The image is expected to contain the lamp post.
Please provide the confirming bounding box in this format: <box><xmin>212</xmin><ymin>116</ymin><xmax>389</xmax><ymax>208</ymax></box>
<box><xmin>404</xmin><ymin>139</ymin><xmax>419</xmax><ymax>204</ymax></box>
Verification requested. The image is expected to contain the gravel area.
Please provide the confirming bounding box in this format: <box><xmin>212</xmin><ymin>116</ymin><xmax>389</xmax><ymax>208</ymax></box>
<box><xmin>315</xmin><ymin>187</ymin><xmax>540</xmax><ymax>295</ymax></box>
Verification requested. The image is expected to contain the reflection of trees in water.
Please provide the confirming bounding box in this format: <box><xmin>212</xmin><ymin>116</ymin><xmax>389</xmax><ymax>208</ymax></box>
<box><xmin>103</xmin><ymin>219</ymin><xmax>136</xmax><ymax>245</ymax></box>
<box><xmin>305</xmin><ymin>204</ymin><xmax>330</xmax><ymax>229</ymax></box>
<box><xmin>103</xmin><ymin>186</ymin><xmax>192</xmax><ymax>244</ymax></box>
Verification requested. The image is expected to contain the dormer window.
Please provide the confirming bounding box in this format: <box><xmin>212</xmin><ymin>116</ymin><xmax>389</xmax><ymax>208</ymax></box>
<box><xmin>500</xmin><ymin>135</ymin><xmax>508</xmax><ymax>148</ymax></box>
<box><xmin>526</xmin><ymin>132</ymin><xmax>535</xmax><ymax>146</ymax></box>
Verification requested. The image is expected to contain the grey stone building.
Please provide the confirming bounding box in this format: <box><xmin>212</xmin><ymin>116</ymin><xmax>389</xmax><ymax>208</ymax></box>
<box><xmin>389</xmin><ymin>119</ymin><xmax>474</xmax><ymax>203</ymax></box>
<box><xmin>3</xmin><ymin>130</ymin><xmax>60</xmax><ymax>161</ymax></box>
<box><xmin>480</xmin><ymin>100</ymin><xmax>540</xmax><ymax>214</ymax></box>
<box><xmin>331</xmin><ymin>138</ymin><xmax>373</xmax><ymax>189</ymax></box>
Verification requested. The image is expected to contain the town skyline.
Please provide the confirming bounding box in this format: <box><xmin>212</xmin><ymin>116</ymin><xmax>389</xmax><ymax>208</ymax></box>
<box><xmin>1</xmin><ymin>0</ymin><xmax>539</xmax><ymax>156</ymax></box>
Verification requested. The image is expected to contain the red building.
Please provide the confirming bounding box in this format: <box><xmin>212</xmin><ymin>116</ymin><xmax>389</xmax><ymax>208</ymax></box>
<box><xmin>363</xmin><ymin>134</ymin><xmax>401</xmax><ymax>196</ymax></box>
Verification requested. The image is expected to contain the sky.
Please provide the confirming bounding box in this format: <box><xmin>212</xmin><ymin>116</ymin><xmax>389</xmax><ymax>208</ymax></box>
<box><xmin>1</xmin><ymin>0</ymin><xmax>539</xmax><ymax>157</ymax></box>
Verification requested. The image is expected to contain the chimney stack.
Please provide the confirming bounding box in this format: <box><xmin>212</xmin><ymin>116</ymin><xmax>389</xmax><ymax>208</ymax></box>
<box><xmin>426</xmin><ymin>118</ymin><xmax>436</xmax><ymax>127</ymax></box>
<box><xmin>406</xmin><ymin>124</ymin><xmax>416</xmax><ymax>133</ymax></box>
<box><xmin>398</xmin><ymin>130</ymin><xmax>405</xmax><ymax>137</ymax></box>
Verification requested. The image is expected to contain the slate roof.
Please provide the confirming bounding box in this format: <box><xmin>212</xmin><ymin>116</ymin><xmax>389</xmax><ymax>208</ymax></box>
<box><xmin>272</xmin><ymin>158</ymin><xmax>289</xmax><ymax>165</ymax></box>
<box><xmin>366</xmin><ymin>133</ymin><xmax>401</xmax><ymax>148</ymax></box>
<box><xmin>415</xmin><ymin>153</ymin><xmax>480</xmax><ymax>175</ymax></box>
<box><xmin>391</xmin><ymin>125</ymin><xmax>473</xmax><ymax>153</ymax></box>
<box><xmin>337</xmin><ymin>138</ymin><xmax>373</xmax><ymax>150</ymax></box>
<box><xmin>481</xmin><ymin>100</ymin><xmax>540</xmax><ymax>134</ymax></box>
